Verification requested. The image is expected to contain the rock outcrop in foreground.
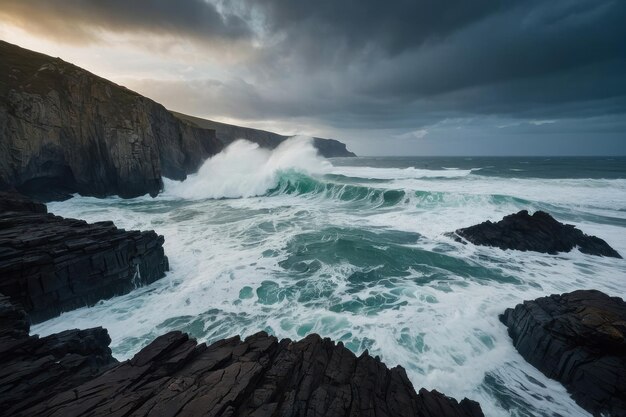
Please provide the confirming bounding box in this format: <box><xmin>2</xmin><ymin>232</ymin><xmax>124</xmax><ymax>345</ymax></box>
<box><xmin>0</xmin><ymin>294</ymin><xmax>118</xmax><ymax>415</ymax></box>
<box><xmin>500</xmin><ymin>290</ymin><xmax>626</xmax><ymax>417</ymax></box>
<box><xmin>0</xmin><ymin>295</ymin><xmax>483</xmax><ymax>417</ymax></box>
<box><xmin>0</xmin><ymin>192</ymin><xmax>169</xmax><ymax>323</ymax></box>
<box><xmin>453</xmin><ymin>210</ymin><xmax>621</xmax><ymax>258</ymax></box>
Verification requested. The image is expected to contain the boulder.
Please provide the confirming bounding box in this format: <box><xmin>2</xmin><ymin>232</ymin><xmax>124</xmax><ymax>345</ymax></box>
<box><xmin>0</xmin><ymin>194</ymin><xmax>169</xmax><ymax>323</ymax></box>
<box><xmin>500</xmin><ymin>290</ymin><xmax>626</xmax><ymax>416</ymax></box>
<box><xmin>20</xmin><ymin>330</ymin><xmax>484</xmax><ymax>417</ymax></box>
<box><xmin>453</xmin><ymin>210</ymin><xmax>621</xmax><ymax>258</ymax></box>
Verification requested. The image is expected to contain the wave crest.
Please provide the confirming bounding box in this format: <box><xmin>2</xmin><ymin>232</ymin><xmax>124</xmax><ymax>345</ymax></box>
<box><xmin>164</xmin><ymin>136</ymin><xmax>330</xmax><ymax>199</ymax></box>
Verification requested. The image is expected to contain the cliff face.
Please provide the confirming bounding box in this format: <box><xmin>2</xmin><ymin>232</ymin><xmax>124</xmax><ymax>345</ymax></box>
<box><xmin>0</xmin><ymin>41</ymin><xmax>222</xmax><ymax>199</ymax></box>
<box><xmin>0</xmin><ymin>41</ymin><xmax>355</xmax><ymax>200</ymax></box>
<box><xmin>171</xmin><ymin>111</ymin><xmax>357</xmax><ymax>158</ymax></box>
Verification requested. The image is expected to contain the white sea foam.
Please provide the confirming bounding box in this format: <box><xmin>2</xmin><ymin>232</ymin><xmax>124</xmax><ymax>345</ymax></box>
<box><xmin>164</xmin><ymin>136</ymin><xmax>330</xmax><ymax>199</ymax></box>
<box><xmin>39</xmin><ymin>156</ymin><xmax>626</xmax><ymax>417</ymax></box>
<box><xmin>331</xmin><ymin>166</ymin><xmax>475</xmax><ymax>179</ymax></box>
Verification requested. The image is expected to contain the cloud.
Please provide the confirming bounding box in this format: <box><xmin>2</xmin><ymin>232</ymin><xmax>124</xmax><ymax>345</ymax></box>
<box><xmin>0</xmin><ymin>0</ymin><xmax>252</xmax><ymax>44</ymax></box>
<box><xmin>1</xmin><ymin>0</ymin><xmax>625</xmax><ymax>153</ymax></box>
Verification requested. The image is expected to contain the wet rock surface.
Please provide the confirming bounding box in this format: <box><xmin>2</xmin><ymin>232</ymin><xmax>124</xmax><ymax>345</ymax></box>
<box><xmin>453</xmin><ymin>210</ymin><xmax>621</xmax><ymax>258</ymax></box>
<box><xmin>0</xmin><ymin>195</ymin><xmax>169</xmax><ymax>323</ymax></box>
<box><xmin>500</xmin><ymin>290</ymin><xmax>626</xmax><ymax>417</ymax></box>
<box><xmin>0</xmin><ymin>190</ymin><xmax>47</xmax><ymax>213</ymax></box>
<box><xmin>0</xmin><ymin>294</ymin><xmax>118</xmax><ymax>416</ymax></box>
<box><xmin>19</xmin><ymin>330</ymin><xmax>483</xmax><ymax>417</ymax></box>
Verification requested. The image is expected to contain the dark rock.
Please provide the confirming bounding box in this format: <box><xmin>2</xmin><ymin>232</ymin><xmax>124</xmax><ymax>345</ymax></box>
<box><xmin>19</xmin><ymin>330</ymin><xmax>483</xmax><ymax>417</ymax></box>
<box><xmin>0</xmin><ymin>40</ymin><xmax>222</xmax><ymax>200</ymax></box>
<box><xmin>0</xmin><ymin>294</ymin><xmax>118</xmax><ymax>415</ymax></box>
<box><xmin>500</xmin><ymin>290</ymin><xmax>626</xmax><ymax>416</ymax></box>
<box><xmin>0</xmin><ymin>190</ymin><xmax>47</xmax><ymax>213</ymax></box>
<box><xmin>172</xmin><ymin>111</ymin><xmax>357</xmax><ymax>158</ymax></box>
<box><xmin>453</xmin><ymin>210</ymin><xmax>621</xmax><ymax>258</ymax></box>
<box><xmin>0</xmin><ymin>195</ymin><xmax>169</xmax><ymax>323</ymax></box>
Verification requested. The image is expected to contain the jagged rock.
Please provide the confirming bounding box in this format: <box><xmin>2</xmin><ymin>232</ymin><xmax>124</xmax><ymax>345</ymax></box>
<box><xmin>452</xmin><ymin>210</ymin><xmax>621</xmax><ymax>258</ymax></box>
<box><xmin>0</xmin><ymin>294</ymin><xmax>118</xmax><ymax>415</ymax></box>
<box><xmin>19</xmin><ymin>330</ymin><xmax>483</xmax><ymax>417</ymax></box>
<box><xmin>0</xmin><ymin>190</ymin><xmax>47</xmax><ymax>213</ymax></box>
<box><xmin>0</xmin><ymin>195</ymin><xmax>169</xmax><ymax>323</ymax></box>
<box><xmin>0</xmin><ymin>293</ymin><xmax>28</xmax><ymax>339</ymax></box>
<box><xmin>500</xmin><ymin>290</ymin><xmax>626</xmax><ymax>417</ymax></box>
<box><xmin>172</xmin><ymin>112</ymin><xmax>357</xmax><ymax>158</ymax></box>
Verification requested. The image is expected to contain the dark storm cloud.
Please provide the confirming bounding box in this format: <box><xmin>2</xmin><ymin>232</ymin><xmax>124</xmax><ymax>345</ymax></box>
<box><xmin>242</xmin><ymin>0</ymin><xmax>626</xmax><ymax>122</ymax></box>
<box><xmin>3</xmin><ymin>0</ymin><xmax>625</xmax><ymax>150</ymax></box>
<box><xmin>0</xmin><ymin>0</ymin><xmax>251</xmax><ymax>42</ymax></box>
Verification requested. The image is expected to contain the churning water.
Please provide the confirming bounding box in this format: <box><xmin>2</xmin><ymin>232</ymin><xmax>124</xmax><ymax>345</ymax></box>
<box><xmin>36</xmin><ymin>138</ymin><xmax>626</xmax><ymax>417</ymax></box>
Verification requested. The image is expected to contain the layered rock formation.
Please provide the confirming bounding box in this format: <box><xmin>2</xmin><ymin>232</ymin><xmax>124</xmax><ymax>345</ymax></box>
<box><xmin>0</xmin><ymin>294</ymin><xmax>118</xmax><ymax>415</ymax></box>
<box><xmin>171</xmin><ymin>112</ymin><xmax>357</xmax><ymax>158</ymax></box>
<box><xmin>500</xmin><ymin>290</ymin><xmax>626</xmax><ymax>416</ymax></box>
<box><xmin>453</xmin><ymin>210</ymin><xmax>621</xmax><ymax>258</ymax></box>
<box><xmin>0</xmin><ymin>193</ymin><xmax>169</xmax><ymax>323</ymax></box>
<box><xmin>19</xmin><ymin>329</ymin><xmax>483</xmax><ymax>417</ymax></box>
<box><xmin>0</xmin><ymin>292</ymin><xmax>483</xmax><ymax>417</ymax></box>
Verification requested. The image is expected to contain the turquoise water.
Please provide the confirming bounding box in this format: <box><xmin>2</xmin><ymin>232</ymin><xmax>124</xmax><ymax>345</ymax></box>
<box><xmin>36</xmin><ymin>141</ymin><xmax>626</xmax><ymax>417</ymax></box>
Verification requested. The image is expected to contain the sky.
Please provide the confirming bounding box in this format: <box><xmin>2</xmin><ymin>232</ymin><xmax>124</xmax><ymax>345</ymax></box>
<box><xmin>1</xmin><ymin>0</ymin><xmax>625</xmax><ymax>156</ymax></box>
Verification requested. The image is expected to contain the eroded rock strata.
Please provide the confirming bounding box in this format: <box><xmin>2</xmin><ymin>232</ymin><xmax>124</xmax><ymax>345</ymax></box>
<box><xmin>500</xmin><ymin>290</ymin><xmax>626</xmax><ymax>417</ymax></box>
<box><xmin>19</xmin><ymin>330</ymin><xmax>483</xmax><ymax>417</ymax></box>
<box><xmin>0</xmin><ymin>294</ymin><xmax>118</xmax><ymax>416</ymax></box>
<box><xmin>453</xmin><ymin>210</ymin><xmax>621</xmax><ymax>258</ymax></box>
<box><xmin>0</xmin><ymin>293</ymin><xmax>483</xmax><ymax>417</ymax></box>
<box><xmin>0</xmin><ymin>196</ymin><xmax>169</xmax><ymax>323</ymax></box>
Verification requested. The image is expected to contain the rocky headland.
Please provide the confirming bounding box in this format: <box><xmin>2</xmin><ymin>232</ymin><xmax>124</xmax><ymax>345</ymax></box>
<box><xmin>452</xmin><ymin>210</ymin><xmax>621</xmax><ymax>258</ymax></box>
<box><xmin>0</xmin><ymin>41</ymin><xmax>355</xmax><ymax>201</ymax></box>
<box><xmin>0</xmin><ymin>191</ymin><xmax>169</xmax><ymax>323</ymax></box>
<box><xmin>501</xmin><ymin>290</ymin><xmax>626</xmax><ymax>416</ymax></box>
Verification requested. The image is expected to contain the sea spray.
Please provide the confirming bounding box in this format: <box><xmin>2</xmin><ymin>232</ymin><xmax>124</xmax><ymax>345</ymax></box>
<box><xmin>40</xmin><ymin>156</ymin><xmax>626</xmax><ymax>417</ymax></box>
<box><xmin>165</xmin><ymin>136</ymin><xmax>331</xmax><ymax>199</ymax></box>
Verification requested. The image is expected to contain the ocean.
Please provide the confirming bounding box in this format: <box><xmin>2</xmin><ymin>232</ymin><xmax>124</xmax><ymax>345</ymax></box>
<box><xmin>35</xmin><ymin>138</ymin><xmax>626</xmax><ymax>417</ymax></box>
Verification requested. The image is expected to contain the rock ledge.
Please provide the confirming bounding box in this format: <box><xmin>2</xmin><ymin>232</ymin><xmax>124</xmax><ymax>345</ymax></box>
<box><xmin>453</xmin><ymin>210</ymin><xmax>621</xmax><ymax>258</ymax></box>
<box><xmin>500</xmin><ymin>289</ymin><xmax>626</xmax><ymax>416</ymax></box>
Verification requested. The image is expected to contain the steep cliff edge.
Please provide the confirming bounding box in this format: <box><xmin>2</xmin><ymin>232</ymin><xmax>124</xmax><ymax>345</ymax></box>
<box><xmin>0</xmin><ymin>41</ymin><xmax>355</xmax><ymax>200</ymax></box>
<box><xmin>0</xmin><ymin>40</ymin><xmax>224</xmax><ymax>199</ymax></box>
<box><xmin>171</xmin><ymin>111</ymin><xmax>357</xmax><ymax>158</ymax></box>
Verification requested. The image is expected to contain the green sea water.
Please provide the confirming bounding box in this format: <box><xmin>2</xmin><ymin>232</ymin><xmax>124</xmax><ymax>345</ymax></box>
<box><xmin>35</xmin><ymin>140</ymin><xmax>626</xmax><ymax>417</ymax></box>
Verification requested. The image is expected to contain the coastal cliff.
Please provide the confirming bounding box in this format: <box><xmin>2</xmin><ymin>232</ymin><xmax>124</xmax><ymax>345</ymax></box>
<box><xmin>171</xmin><ymin>112</ymin><xmax>356</xmax><ymax>158</ymax></box>
<box><xmin>0</xmin><ymin>41</ymin><xmax>223</xmax><ymax>199</ymax></box>
<box><xmin>0</xmin><ymin>41</ymin><xmax>355</xmax><ymax>200</ymax></box>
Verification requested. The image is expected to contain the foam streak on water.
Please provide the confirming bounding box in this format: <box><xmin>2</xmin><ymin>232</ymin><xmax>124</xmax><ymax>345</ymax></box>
<box><xmin>36</xmin><ymin>141</ymin><xmax>626</xmax><ymax>417</ymax></box>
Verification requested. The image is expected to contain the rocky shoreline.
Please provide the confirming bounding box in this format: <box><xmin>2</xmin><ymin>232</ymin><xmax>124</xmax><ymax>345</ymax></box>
<box><xmin>1</xmin><ymin>194</ymin><xmax>625</xmax><ymax>415</ymax></box>
<box><xmin>0</xmin><ymin>191</ymin><xmax>169</xmax><ymax>323</ymax></box>
<box><xmin>0</xmin><ymin>191</ymin><xmax>485</xmax><ymax>416</ymax></box>
<box><xmin>501</xmin><ymin>290</ymin><xmax>626</xmax><ymax>416</ymax></box>
<box><xmin>0</xmin><ymin>292</ymin><xmax>484</xmax><ymax>417</ymax></box>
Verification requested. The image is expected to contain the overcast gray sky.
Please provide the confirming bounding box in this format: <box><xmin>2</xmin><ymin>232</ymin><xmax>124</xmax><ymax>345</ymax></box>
<box><xmin>1</xmin><ymin>0</ymin><xmax>625</xmax><ymax>155</ymax></box>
